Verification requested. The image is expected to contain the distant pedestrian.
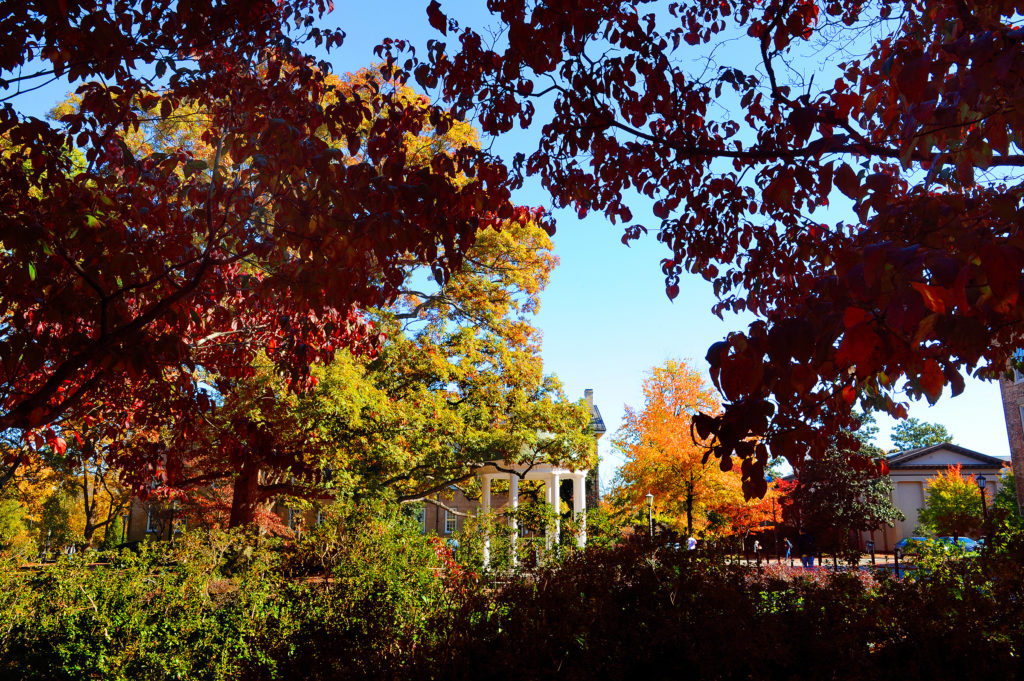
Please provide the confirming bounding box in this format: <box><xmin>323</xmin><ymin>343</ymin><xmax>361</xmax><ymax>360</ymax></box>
<box><xmin>687</xmin><ymin>536</ymin><xmax>697</xmax><ymax>551</ymax></box>
<box><xmin>799</xmin><ymin>532</ymin><xmax>815</xmax><ymax>568</ymax></box>
<box><xmin>784</xmin><ymin>537</ymin><xmax>793</xmax><ymax>562</ymax></box>
<box><xmin>753</xmin><ymin>539</ymin><xmax>762</xmax><ymax>565</ymax></box>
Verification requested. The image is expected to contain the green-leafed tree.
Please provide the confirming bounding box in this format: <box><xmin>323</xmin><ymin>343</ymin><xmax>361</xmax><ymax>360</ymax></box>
<box><xmin>781</xmin><ymin>414</ymin><xmax>903</xmax><ymax>564</ymax></box>
<box><xmin>918</xmin><ymin>464</ymin><xmax>985</xmax><ymax>541</ymax></box>
<box><xmin>164</xmin><ymin>217</ymin><xmax>594</xmax><ymax>527</ymax></box>
<box><xmin>891</xmin><ymin>418</ymin><xmax>953</xmax><ymax>452</ymax></box>
<box><xmin>60</xmin><ymin>65</ymin><xmax>591</xmax><ymax>529</ymax></box>
<box><xmin>994</xmin><ymin>468</ymin><xmax>1019</xmax><ymax>520</ymax></box>
<box><xmin>38</xmin><ymin>490</ymin><xmax>74</xmax><ymax>554</ymax></box>
<box><xmin>0</xmin><ymin>493</ymin><xmax>28</xmax><ymax>554</ymax></box>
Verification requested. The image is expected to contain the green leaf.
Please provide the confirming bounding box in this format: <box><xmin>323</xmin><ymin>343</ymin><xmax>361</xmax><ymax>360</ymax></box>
<box><xmin>27</xmin><ymin>262</ymin><xmax>36</xmax><ymax>281</ymax></box>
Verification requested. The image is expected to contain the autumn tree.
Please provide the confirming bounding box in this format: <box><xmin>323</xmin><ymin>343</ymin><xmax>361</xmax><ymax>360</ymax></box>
<box><xmin>0</xmin><ymin>2</ymin><xmax>527</xmax><ymax>482</ymax></box>
<box><xmin>918</xmin><ymin>464</ymin><xmax>985</xmax><ymax>541</ymax></box>
<box><xmin>41</xmin><ymin>430</ymin><xmax>131</xmax><ymax>546</ymax></box>
<box><xmin>160</xmin><ymin>218</ymin><xmax>594</xmax><ymax>527</ymax></box>
<box><xmin>406</xmin><ymin>0</ymin><xmax>1024</xmax><ymax>496</ymax></box>
<box><xmin>890</xmin><ymin>418</ymin><xmax>953</xmax><ymax>452</ymax></box>
<box><xmin>612</xmin><ymin>359</ymin><xmax>763</xmax><ymax>538</ymax></box>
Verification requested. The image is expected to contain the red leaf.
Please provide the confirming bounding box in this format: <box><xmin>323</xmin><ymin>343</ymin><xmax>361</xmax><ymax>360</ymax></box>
<box><xmin>842</xmin><ymin>306</ymin><xmax>872</xmax><ymax>328</ymax></box>
<box><xmin>836</xmin><ymin>322</ymin><xmax>883</xmax><ymax>370</ymax></box>
<box><xmin>896</xmin><ymin>56</ymin><xmax>928</xmax><ymax>103</ymax></box>
<box><xmin>834</xmin><ymin>163</ymin><xmax>861</xmax><ymax>199</ymax></box>
<box><xmin>52</xmin><ymin>437</ymin><xmax>67</xmax><ymax>456</ymax></box>
<box><xmin>427</xmin><ymin>0</ymin><xmax>447</xmax><ymax>35</ymax></box>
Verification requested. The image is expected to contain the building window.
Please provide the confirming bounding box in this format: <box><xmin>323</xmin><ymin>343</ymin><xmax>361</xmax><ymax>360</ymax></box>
<box><xmin>444</xmin><ymin>510</ymin><xmax>457</xmax><ymax>535</ymax></box>
<box><xmin>287</xmin><ymin>508</ymin><xmax>300</xmax><ymax>532</ymax></box>
<box><xmin>316</xmin><ymin>509</ymin><xmax>323</xmax><ymax>526</ymax></box>
<box><xmin>146</xmin><ymin>508</ymin><xmax>159</xmax><ymax>533</ymax></box>
<box><xmin>413</xmin><ymin>506</ymin><xmax>426</xmax><ymax>534</ymax></box>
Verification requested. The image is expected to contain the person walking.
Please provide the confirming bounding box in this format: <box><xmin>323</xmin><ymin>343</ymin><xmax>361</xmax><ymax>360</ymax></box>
<box><xmin>799</xmin><ymin>532</ymin><xmax>815</xmax><ymax>568</ymax></box>
<box><xmin>784</xmin><ymin>537</ymin><xmax>793</xmax><ymax>564</ymax></box>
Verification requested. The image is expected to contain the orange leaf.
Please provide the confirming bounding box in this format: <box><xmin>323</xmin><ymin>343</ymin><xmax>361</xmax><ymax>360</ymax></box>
<box><xmin>919</xmin><ymin>359</ymin><xmax>944</xmax><ymax>403</ymax></box>
<box><xmin>911</xmin><ymin>282</ymin><xmax>947</xmax><ymax>314</ymax></box>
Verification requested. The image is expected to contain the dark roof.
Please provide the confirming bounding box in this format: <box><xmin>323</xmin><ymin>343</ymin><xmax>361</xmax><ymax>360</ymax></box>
<box><xmin>886</xmin><ymin>442</ymin><xmax>1008</xmax><ymax>469</ymax></box>
<box><xmin>589</xmin><ymin>403</ymin><xmax>606</xmax><ymax>436</ymax></box>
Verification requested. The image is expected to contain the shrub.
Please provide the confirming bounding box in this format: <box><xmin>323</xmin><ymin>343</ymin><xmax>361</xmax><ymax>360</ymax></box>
<box><xmin>2</xmin><ymin>505</ymin><xmax>1023</xmax><ymax>680</ymax></box>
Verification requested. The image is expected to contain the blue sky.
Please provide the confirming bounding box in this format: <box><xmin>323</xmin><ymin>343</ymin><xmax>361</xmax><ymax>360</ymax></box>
<box><xmin>11</xmin><ymin>1</ymin><xmax>1012</xmax><ymax>490</ymax></box>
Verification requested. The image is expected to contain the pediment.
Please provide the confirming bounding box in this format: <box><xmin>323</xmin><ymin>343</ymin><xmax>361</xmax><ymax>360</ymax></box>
<box><xmin>887</xmin><ymin>443</ymin><xmax>1007</xmax><ymax>470</ymax></box>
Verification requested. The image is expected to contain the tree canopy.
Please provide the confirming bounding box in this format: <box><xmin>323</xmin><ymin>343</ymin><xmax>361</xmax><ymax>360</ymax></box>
<box><xmin>918</xmin><ymin>463</ymin><xmax>985</xmax><ymax>539</ymax></box>
<box><xmin>611</xmin><ymin>359</ymin><xmax>775</xmax><ymax>537</ymax></box>
<box><xmin>0</xmin><ymin>2</ymin><xmax>527</xmax><ymax>478</ymax></box>
<box><xmin>890</xmin><ymin>417</ymin><xmax>953</xmax><ymax>452</ymax></box>
<box><xmin>159</xmin><ymin>217</ymin><xmax>593</xmax><ymax>527</ymax></box>
<box><xmin>409</xmin><ymin>0</ymin><xmax>1024</xmax><ymax>497</ymax></box>
<box><xmin>6</xmin><ymin>0</ymin><xmax>1022</xmax><ymax>504</ymax></box>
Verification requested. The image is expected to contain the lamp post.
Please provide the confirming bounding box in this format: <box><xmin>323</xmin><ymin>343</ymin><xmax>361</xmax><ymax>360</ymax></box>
<box><xmin>976</xmin><ymin>474</ymin><xmax>988</xmax><ymax>525</ymax></box>
<box><xmin>646</xmin><ymin>492</ymin><xmax>654</xmax><ymax>539</ymax></box>
<box><xmin>766</xmin><ymin>473</ymin><xmax>777</xmax><ymax>562</ymax></box>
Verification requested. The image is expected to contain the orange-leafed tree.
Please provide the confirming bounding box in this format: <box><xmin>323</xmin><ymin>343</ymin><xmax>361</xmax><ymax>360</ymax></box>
<box><xmin>612</xmin><ymin>359</ymin><xmax>765</xmax><ymax>538</ymax></box>
<box><xmin>715</xmin><ymin>480</ymin><xmax>783</xmax><ymax>540</ymax></box>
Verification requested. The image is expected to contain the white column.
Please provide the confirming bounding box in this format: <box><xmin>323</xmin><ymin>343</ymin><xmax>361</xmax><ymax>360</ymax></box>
<box><xmin>480</xmin><ymin>474</ymin><xmax>492</xmax><ymax>568</ymax></box>
<box><xmin>544</xmin><ymin>475</ymin><xmax>553</xmax><ymax>550</ymax></box>
<box><xmin>573</xmin><ymin>472</ymin><xmax>587</xmax><ymax>548</ymax></box>
<box><xmin>551</xmin><ymin>472</ymin><xmax>561</xmax><ymax>549</ymax></box>
<box><xmin>509</xmin><ymin>474</ymin><xmax>519</xmax><ymax>567</ymax></box>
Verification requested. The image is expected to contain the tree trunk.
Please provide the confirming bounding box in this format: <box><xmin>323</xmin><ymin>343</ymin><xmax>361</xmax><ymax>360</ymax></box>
<box><xmin>81</xmin><ymin>465</ymin><xmax>95</xmax><ymax>545</ymax></box>
<box><xmin>229</xmin><ymin>463</ymin><xmax>261</xmax><ymax>527</ymax></box>
<box><xmin>685</xmin><ymin>475</ymin><xmax>694</xmax><ymax>538</ymax></box>
<box><xmin>0</xmin><ymin>462</ymin><xmax>16</xmax><ymax>494</ymax></box>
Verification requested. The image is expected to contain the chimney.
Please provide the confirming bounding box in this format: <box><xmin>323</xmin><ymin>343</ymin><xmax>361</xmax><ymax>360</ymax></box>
<box><xmin>585</xmin><ymin>388</ymin><xmax>594</xmax><ymax>409</ymax></box>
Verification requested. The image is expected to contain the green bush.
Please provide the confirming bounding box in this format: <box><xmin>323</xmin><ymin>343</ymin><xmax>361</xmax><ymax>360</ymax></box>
<box><xmin>2</xmin><ymin>504</ymin><xmax>1023</xmax><ymax>680</ymax></box>
<box><xmin>0</xmin><ymin>499</ymin><xmax>455</xmax><ymax>681</ymax></box>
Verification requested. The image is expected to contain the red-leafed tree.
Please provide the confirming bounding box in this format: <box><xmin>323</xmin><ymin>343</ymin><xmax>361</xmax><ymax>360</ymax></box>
<box><xmin>0</xmin><ymin>2</ymin><xmax>530</xmax><ymax>483</ymax></box>
<box><xmin>408</xmin><ymin>0</ymin><xmax>1024</xmax><ymax>497</ymax></box>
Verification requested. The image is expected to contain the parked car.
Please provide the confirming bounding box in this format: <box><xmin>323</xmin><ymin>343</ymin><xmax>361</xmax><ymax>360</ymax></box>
<box><xmin>893</xmin><ymin>537</ymin><xmax>930</xmax><ymax>557</ymax></box>
<box><xmin>937</xmin><ymin>536</ymin><xmax>980</xmax><ymax>552</ymax></box>
<box><xmin>894</xmin><ymin>536</ymin><xmax>979</xmax><ymax>558</ymax></box>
